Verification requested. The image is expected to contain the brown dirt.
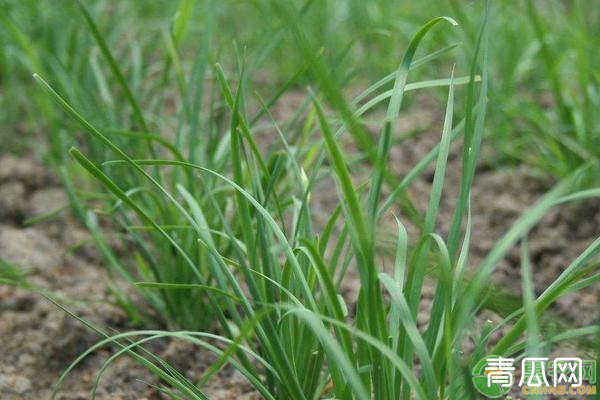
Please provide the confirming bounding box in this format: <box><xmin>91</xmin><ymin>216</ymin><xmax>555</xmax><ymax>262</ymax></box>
<box><xmin>1</xmin><ymin>94</ymin><xmax>599</xmax><ymax>398</ymax></box>
<box><xmin>0</xmin><ymin>154</ymin><xmax>259</xmax><ymax>399</ymax></box>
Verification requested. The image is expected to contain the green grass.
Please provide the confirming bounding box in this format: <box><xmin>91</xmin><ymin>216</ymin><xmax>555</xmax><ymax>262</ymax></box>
<box><xmin>1</xmin><ymin>0</ymin><xmax>600</xmax><ymax>399</ymax></box>
<box><xmin>478</xmin><ymin>1</ymin><xmax>600</xmax><ymax>182</ymax></box>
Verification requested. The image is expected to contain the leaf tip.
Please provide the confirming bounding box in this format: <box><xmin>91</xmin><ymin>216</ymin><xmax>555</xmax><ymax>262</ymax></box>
<box><xmin>446</xmin><ymin>17</ymin><xmax>459</xmax><ymax>26</ymax></box>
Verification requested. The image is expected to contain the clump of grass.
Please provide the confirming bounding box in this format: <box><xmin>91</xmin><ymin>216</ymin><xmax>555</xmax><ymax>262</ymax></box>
<box><xmin>29</xmin><ymin>0</ymin><xmax>468</xmax><ymax>332</ymax></box>
<box><xmin>519</xmin><ymin>1</ymin><xmax>600</xmax><ymax>180</ymax></box>
<box><xmin>0</xmin><ymin>258</ymin><xmax>30</xmax><ymax>289</ymax></box>
<box><xmin>23</xmin><ymin>1</ymin><xmax>600</xmax><ymax>399</ymax></box>
<box><xmin>474</xmin><ymin>1</ymin><xmax>600</xmax><ymax>182</ymax></box>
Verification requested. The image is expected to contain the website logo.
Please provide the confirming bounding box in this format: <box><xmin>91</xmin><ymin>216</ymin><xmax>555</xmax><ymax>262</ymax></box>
<box><xmin>473</xmin><ymin>355</ymin><xmax>596</xmax><ymax>397</ymax></box>
<box><xmin>472</xmin><ymin>355</ymin><xmax>515</xmax><ymax>397</ymax></box>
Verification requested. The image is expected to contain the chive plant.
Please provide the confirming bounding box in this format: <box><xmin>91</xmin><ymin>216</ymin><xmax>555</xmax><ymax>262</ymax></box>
<box><xmin>454</xmin><ymin>0</ymin><xmax>600</xmax><ymax>182</ymax></box>
<box><xmin>32</xmin><ymin>0</ymin><xmax>470</xmax><ymax>331</ymax></box>
<box><xmin>516</xmin><ymin>0</ymin><xmax>600</xmax><ymax>180</ymax></box>
<box><xmin>26</xmin><ymin>1</ymin><xmax>600</xmax><ymax>399</ymax></box>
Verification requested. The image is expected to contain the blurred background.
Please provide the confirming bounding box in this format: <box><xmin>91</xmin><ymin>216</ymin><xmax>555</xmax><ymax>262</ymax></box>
<box><xmin>1</xmin><ymin>0</ymin><xmax>598</xmax><ymax>182</ymax></box>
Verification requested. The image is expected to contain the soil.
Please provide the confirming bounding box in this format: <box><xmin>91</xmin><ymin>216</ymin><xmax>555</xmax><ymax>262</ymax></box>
<box><xmin>1</xmin><ymin>95</ymin><xmax>599</xmax><ymax>399</ymax></box>
<box><xmin>0</xmin><ymin>154</ymin><xmax>259</xmax><ymax>399</ymax></box>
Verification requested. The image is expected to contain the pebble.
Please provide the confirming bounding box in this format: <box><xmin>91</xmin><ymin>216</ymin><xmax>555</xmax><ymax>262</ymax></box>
<box><xmin>0</xmin><ymin>373</ymin><xmax>32</xmax><ymax>395</ymax></box>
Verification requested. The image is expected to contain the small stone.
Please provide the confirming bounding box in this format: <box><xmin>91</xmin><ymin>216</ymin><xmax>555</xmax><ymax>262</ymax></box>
<box><xmin>0</xmin><ymin>373</ymin><xmax>32</xmax><ymax>395</ymax></box>
<box><xmin>16</xmin><ymin>353</ymin><xmax>36</xmax><ymax>369</ymax></box>
<box><xmin>0</xmin><ymin>182</ymin><xmax>26</xmax><ymax>219</ymax></box>
<box><xmin>0</xmin><ymin>225</ymin><xmax>61</xmax><ymax>271</ymax></box>
<box><xmin>26</xmin><ymin>187</ymin><xmax>68</xmax><ymax>220</ymax></box>
<box><xmin>0</xmin><ymin>155</ymin><xmax>53</xmax><ymax>188</ymax></box>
